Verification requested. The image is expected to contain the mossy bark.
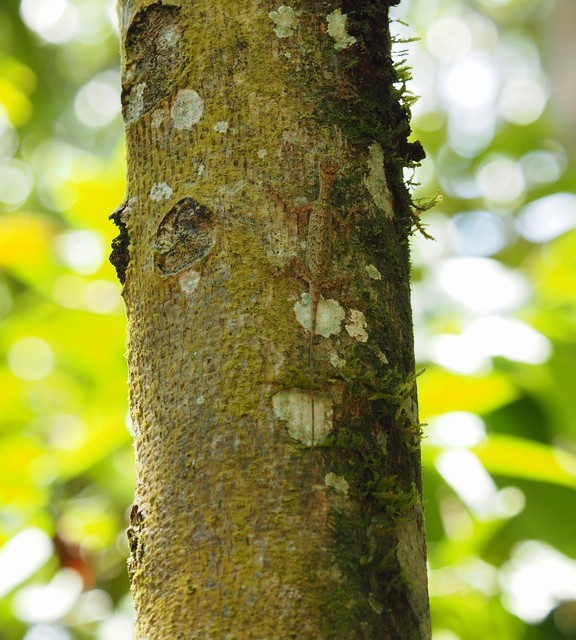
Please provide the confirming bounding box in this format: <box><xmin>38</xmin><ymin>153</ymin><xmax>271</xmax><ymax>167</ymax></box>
<box><xmin>115</xmin><ymin>0</ymin><xmax>430</xmax><ymax>638</ymax></box>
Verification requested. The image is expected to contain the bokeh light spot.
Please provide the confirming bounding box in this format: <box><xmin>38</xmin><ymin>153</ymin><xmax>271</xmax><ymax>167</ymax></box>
<box><xmin>438</xmin><ymin>257</ymin><xmax>530</xmax><ymax>313</ymax></box>
<box><xmin>8</xmin><ymin>337</ymin><xmax>55</xmax><ymax>381</ymax></box>
<box><xmin>0</xmin><ymin>528</ymin><xmax>53</xmax><ymax>597</ymax></box>
<box><xmin>427</xmin><ymin>412</ymin><xmax>486</xmax><ymax>447</ymax></box>
<box><xmin>13</xmin><ymin>568</ymin><xmax>83</xmax><ymax>623</ymax></box>
<box><xmin>55</xmin><ymin>230</ymin><xmax>105</xmax><ymax>275</ymax></box>
<box><xmin>0</xmin><ymin>161</ymin><xmax>33</xmax><ymax>208</ymax></box>
<box><xmin>426</xmin><ymin>16</ymin><xmax>472</xmax><ymax>62</ymax></box>
<box><xmin>520</xmin><ymin>149</ymin><xmax>564</xmax><ymax>186</ymax></box>
<box><xmin>441</xmin><ymin>54</ymin><xmax>498</xmax><ymax>111</ymax></box>
<box><xmin>476</xmin><ymin>156</ymin><xmax>525</xmax><ymax>205</ymax></box>
<box><xmin>20</xmin><ymin>0</ymin><xmax>80</xmax><ymax>44</ymax></box>
<box><xmin>24</xmin><ymin>624</ymin><xmax>71</xmax><ymax>640</ymax></box>
<box><xmin>500</xmin><ymin>77</ymin><xmax>547</xmax><ymax>125</ymax></box>
<box><xmin>74</xmin><ymin>72</ymin><xmax>121</xmax><ymax>129</ymax></box>
<box><xmin>517</xmin><ymin>193</ymin><xmax>576</xmax><ymax>243</ymax></box>
<box><xmin>449</xmin><ymin>210</ymin><xmax>512</xmax><ymax>256</ymax></box>
<box><xmin>501</xmin><ymin>541</ymin><xmax>576</xmax><ymax>623</ymax></box>
<box><xmin>436</xmin><ymin>449</ymin><xmax>498</xmax><ymax>517</ymax></box>
<box><xmin>462</xmin><ymin>315</ymin><xmax>551</xmax><ymax>364</ymax></box>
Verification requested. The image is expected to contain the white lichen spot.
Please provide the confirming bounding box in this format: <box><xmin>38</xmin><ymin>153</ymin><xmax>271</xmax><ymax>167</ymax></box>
<box><xmin>196</xmin><ymin>395</ymin><xmax>205</xmax><ymax>405</ymax></box>
<box><xmin>257</xmin><ymin>149</ymin><xmax>267</xmax><ymax>159</ymax></box>
<box><xmin>122</xmin><ymin>67</ymin><xmax>135</xmax><ymax>85</ymax></box>
<box><xmin>376</xmin><ymin>348</ymin><xmax>389</xmax><ymax>365</ymax></box>
<box><xmin>157</xmin><ymin>25</ymin><xmax>180</xmax><ymax>50</ymax></box>
<box><xmin>294</xmin><ymin>292</ymin><xmax>345</xmax><ymax>338</ymax></box>
<box><xmin>329</xmin><ymin>349</ymin><xmax>346</xmax><ymax>369</ymax></box>
<box><xmin>272</xmin><ymin>389</ymin><xmax>332</xmax><ymax>446</ymax></box>
<box><xmin>213</xmin><ymin>121</ymin><xmax>229</xmax><ymax>133</ymax></box>
<box><xmin>268</xmin><ymin>5</ymin><xmax>296</xmax><ymax>38</ymax></box>
<box><xmin>179</xmin><ymin>269</ymin><xmax>201</xmax><ymax>295</ymax></box>
<box><xmin>327</xmin><ymin>9</ymin><xmax>357</xmax><ymax>51</ymax></box>
<box><xmin>149</xmin><ymin>182</ymin><xmax>172</xmax><ymax>201</ymax></box>
<box><xmin>365</xmin><ymin>142</ymin><xmax>394</xmax><ymax>218</ymax></box>
<box><xmin>197</xmin><ymin>163</ymin><xmax>205</xmax><ymax>176</ymax></box>
<box><xmin>151</xmin><ymin>110</ymin><xmax>164</xmax><ymax>128</ymax></box>
<box><xmin>170</xmin><ymin>89</ymin><xmax>204</xmax><ymax>130</ymax></box>
<box><xmin>365</xmin><ymin>264</ymin><xmax>382</xmax><ymax>280</ymax></box>
<box><xmin>325</xmin><ymin>472</ymin><xmax>349</xmax><ymax>495</ymax></box>
<box><xmin>125</xmin><ymin>82</ymin><xmax>146</xmax><ymax>125</ymax></box>
<box><xmin>345</xmin><ymin>309</ymin><xmax>368</xmax><ymax>342</ymax></box>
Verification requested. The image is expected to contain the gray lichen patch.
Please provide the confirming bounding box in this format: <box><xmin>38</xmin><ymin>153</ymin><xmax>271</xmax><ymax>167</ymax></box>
<box><xmin>268</xmin><ymin>5</ymin><xmax>296</xmax><ymax>38</ymax></box>
<box><xmin>150</xmin><ymin>182</ymin><xmax>173</xmax><ymax>201</ymax></box>
<box><xmin>294</xmin><ymin>293</ymin><xmax>345</xmax><ymax>338</ymax></box>
<box><xmin>324</xmin><ymin>472</ymin><xmax>349</xmax><ymax>495</ymax></box>
<box><xmin>364</xmin><ymin>142</ymin><xmax>394</xmax><ymax>218</ymax></box>
<box><xmin>124</xmin><ymin>82</ymin><xmax>146</xmax><ymax>125</ymax></box>
<box><xmin>151</xmin><ymin>109</ymin><xmax>164</xmax><ymax>128</ymax></box>
<box><xmin>272</xmin><ymin>389</ymin><xmax>332</xmax><ymax>446</ymax></box>
<box><xmin>365</xmin><ymin>264</ymin><xmax>382</xmax><ymax>280</ymax></box>
<box><xmin>328</xmin><ymin>349</ymin><xmax>346</xmax><ymax>369</ymax></box>
<box><xmin>213</xmin><ymin>121</ymin><xmax>229</xmax><ymax>133</ymax></box>
<box><xmin>345</xmin><ymin>309</ymin><xmax>368</xmax><ymax>342</ymax></box>
<box><xmin>170</xmin><ymin>89</ymin><xmax>204</xmax><ymax>130</ymax></box>
<box><xmin>326</xmin><ymin>9</ymin><xmax>357</xmax><ymax>51</ymax></box>
<box><xmin>179</xmin><ymin>269</ymin><xmax>201</xmax><ymax>295</ymax></box>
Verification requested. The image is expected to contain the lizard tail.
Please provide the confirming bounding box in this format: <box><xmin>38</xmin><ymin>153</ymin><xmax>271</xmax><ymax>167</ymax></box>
<box><xmin>309</xmin><ymin>301</ymin><xmax>317</xmax><ymax>446</ymax></box>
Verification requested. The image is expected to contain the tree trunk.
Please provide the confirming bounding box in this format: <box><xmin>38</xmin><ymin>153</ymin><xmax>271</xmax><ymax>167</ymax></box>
<box><xmin>113</xmin><ymin>1</ymin><xmax>430</xmax><ymax>638</ymax></box>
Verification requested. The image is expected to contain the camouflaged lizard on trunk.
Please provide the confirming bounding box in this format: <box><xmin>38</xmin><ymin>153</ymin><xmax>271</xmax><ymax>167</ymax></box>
<box><xmin>293</xmin><ymin>162</ymin><xmax>341</xmax><ymax>444</ymax></box>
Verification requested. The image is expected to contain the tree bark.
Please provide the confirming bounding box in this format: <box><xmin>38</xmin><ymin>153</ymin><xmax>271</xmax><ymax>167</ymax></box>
<box><xmin>113</xmin><ymin>1</ymin><xmax>430</xmax><ymax>638</ymax></box>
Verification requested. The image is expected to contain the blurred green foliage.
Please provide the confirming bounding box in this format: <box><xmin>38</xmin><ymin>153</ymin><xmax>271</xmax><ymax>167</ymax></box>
<box><xmin>0</xmin><ymin>0</ymin><xmax>132</xmax><ymax>638</ymax></box>
<box><xmin>0</xmin><ymin>0</ymin><xmax>575</xmax><ymax>638</ymax></box>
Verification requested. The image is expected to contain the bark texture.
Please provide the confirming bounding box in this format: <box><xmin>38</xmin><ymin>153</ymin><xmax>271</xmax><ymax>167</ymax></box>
<box><xmin>116</xmin><ymin>1</ymin><xmax>430</xmax><ymax>638</ymax></box>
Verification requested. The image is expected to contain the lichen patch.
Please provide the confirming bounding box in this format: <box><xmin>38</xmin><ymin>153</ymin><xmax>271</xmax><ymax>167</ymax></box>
<box><xmin>272</xmin><ymin>389</ymin><xmax>332</xmax><ymax>446</ymax></box>
<box><xmin>326</xmin><ymin>9</ymin><xmax>357</xmax><ymax>51</ymax></box>
<box><xmin>365</xmin><ymin>264</ymin><xmax>382</xmax><ymax>280</ymax></box>
<box><xmin>293</xmin><ymin>293</ymin><xmax>345</xmax><ymax>338</ymax></box>
<box><xmin>345</xmin><ymin>309</ymin><xmax>368</xmax><ymax>342</ymax></box>
<box><xmin>151</xmin><ymin>110</ymin><xmax>164</xmax><ymax>128</ymax></box>
<box><xmin>125</xmin><ymin>82</ymin><xmax>146</xmax><ymax>125</ymax></box>
<box><xmin>328</xmin><ymin>349</ymin><xmax>346</xmax><ymax>369</ymax></box>
<box><xmin>170</xmin><ymin>89</ymin><xmax>204</xmax><ymax>130</ymax></box>
<box><xmin>268</xmin><ymin>6</ymin><xmax>296</xmax><ymax>38</ymax></box>
<box><xmin>376</xmin><ymin>349</ymin><xmax>389</xmax><ymax>365</ymax></box>
<box><xmin>365</xmin><ymin>142</ymin><xmax>394</xmax><ymax>218</ymax></box>
<box><xmin>157</xmin><ymin>25</ymin><xmax>180</xmax><ymax>50</ymax></box>
<box><xmin>179</xmin><ymin>269</ymin><xmax>201</xmax><ymax>295</ymax></box>
<box><xmin>150</xmin><ymin>182</ymin><xmax>173</xmax><ymax>202</ymax></box>
<box><xmin>325</xmin><ymin>472</ymin><xmax>349</xmax><ymax>495</ymax></box>
<box><xmin>213</xmin><ymin>121</ymin><xmax>229</xmax><ymax>133</ymax></box>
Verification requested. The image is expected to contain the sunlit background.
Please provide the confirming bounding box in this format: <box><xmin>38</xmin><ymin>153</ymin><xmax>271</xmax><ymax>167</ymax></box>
<box><xmin>1</xmin><ymin>0</ymin><xmax>575</xmax><ymax>638</ymax></box>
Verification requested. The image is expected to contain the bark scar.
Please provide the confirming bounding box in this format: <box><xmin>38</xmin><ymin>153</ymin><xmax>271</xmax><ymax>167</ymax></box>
<box><xmin>154</xmin><ymin>197</ymin><xmax>215</xmax><ymax>274</ymax></box>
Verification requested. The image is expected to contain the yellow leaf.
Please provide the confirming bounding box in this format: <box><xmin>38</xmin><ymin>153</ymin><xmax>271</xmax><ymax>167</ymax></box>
<box><xmin>418</xmin><ymin>367</ymin><xmax>518</xmax><ymax>419</ymax></box>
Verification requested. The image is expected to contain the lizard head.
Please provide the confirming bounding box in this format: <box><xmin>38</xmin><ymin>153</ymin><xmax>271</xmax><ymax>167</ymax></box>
<box><xmin>319</xmin><ymin>161</ymin><xmax>340</xmax><ymax>188</ymax></box>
